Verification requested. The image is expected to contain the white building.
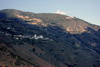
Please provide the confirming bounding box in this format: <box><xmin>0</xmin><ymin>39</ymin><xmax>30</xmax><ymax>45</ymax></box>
<box><xmin>33</xmin><ymin>34</ymin><xmax>43</xmax><ymax>39</ymax></box>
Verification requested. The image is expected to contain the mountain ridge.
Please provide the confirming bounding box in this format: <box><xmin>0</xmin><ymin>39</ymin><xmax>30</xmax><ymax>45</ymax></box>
<box><xmin>0</xmin><ymin>9</ymin><xmax>100</xmax><ymax>34</ymax></box>
<box><xmin>0</xmin><ymin>9</ymin><xmax>100</xmax><ymax>67</ymax></box>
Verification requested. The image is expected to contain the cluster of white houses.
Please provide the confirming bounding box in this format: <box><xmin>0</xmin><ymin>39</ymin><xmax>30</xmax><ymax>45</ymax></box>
<box><xmin>14</xmin><ymin>34</ymin><xmax>53</xmax><ymax>41</ymax></box>
<box><xmin>14</xmin><ymin>34</ymin><xmax>43</xmax><ymax>40</ymax></box>
<box><xmin>0</xmin><ymin>29</ymin><xmax>53</xmax><ymax>41</ymax></box>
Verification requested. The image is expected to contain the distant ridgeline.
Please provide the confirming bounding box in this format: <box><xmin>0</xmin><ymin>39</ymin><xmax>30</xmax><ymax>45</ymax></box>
<box><xmin>0</xmin><ymin>9</ymin><xmax>100</xmax><ymax>67</ymax></box>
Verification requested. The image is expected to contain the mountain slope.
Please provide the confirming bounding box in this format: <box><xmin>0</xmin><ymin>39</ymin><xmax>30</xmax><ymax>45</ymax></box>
<box><xmin>0</xmin><ymin>9</ymin><xmax>100</xmax><ymax>67</ymax></box>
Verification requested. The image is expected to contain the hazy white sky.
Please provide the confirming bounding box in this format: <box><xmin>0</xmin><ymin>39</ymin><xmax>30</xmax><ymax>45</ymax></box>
<box><xmin>0</xmin><ymin>0</ymin><xmax>100</xmax><ymax>25</ymax></box>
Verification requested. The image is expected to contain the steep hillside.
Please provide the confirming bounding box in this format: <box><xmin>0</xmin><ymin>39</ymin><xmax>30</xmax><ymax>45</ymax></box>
<box><xmin>0</xmin><ymin>9</ymin><xmax>100</xmax><ymax>67</ymax></box>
